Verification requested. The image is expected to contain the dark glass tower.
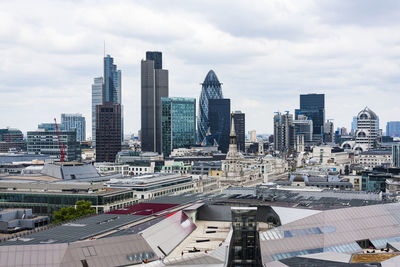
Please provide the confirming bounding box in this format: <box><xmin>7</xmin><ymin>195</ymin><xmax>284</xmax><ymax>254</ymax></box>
<box><xmin>295</xmin><ymin>94</ymin><xmax>325</xmax><ymax>141</ymax></box>
<box><xmin>198</xmin><ymin>70</ymin><xmax>223</xmax><ymax>144</ymax></box>
<box><xmin>233</xmin><ymin>111</ymin><xmax>245</xmax><ymax>152</ymax></box>
<box><xmin>161</xmin><ymin>97</ymin><xmax>196</xmax><ymax>156</ymax></box>
<box><xmin>141</xmin><ymin>52</ymin><xmax>169</xmax><ymax>153</ymax></box>
<box><xmin>209</xmin><ymin>99</ymin><xmax>230</xmax><ymax>153</ymax></box>
<box><xmin>103</xmin><ymin>55</ymin><xmax>121</xmax><ymax>104</ymax></box>
<box><xmin>95</xmin><ymin>102</ymin><xmax>121</xmax><ymax>162</ymax></box>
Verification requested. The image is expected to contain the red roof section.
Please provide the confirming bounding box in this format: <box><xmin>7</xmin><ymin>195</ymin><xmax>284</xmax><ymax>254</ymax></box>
<box><xmin>107</xmin><ymin>202</ymin><xmax>179</xmax><ymax>216</ymax></box>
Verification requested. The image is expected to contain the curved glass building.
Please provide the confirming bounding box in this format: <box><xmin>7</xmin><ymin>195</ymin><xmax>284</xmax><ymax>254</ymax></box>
<box><xmin>197</xmin><ymin>70</ymin><xmax>223</xmax><ymax>143</ymax></box>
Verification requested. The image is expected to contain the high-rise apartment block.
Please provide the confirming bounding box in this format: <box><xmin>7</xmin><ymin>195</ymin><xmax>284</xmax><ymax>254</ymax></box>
<box><xmin>61</xmin><ymin>114</ymin><xmax>86</xmax><ymax>142</ymax></box>
<box><xmin>209</xmin><ymin>99</ymin><xmax>231</xmax><ymax>153</ymax></box>
<box><xmin>273</xmin><ymin>112</ymin><xmax>294</xmax><ymax>154</ymax></box>
<box><xmin>295</xmin><ymin>94</ymin><xmax>325</xmax><ymax>143</ymax></box>
<box><xmin>354</xmin><ymin>107</ymin><xmax>378</xmax><ymax>151</ymax></box>
<box><xmin>141</xmin><ymin>51</ymin><xmax>169</xmax><ymax>153</ymax></box>
<box><xmin>386</xmin><ymin>121</ymin><xmax>400</xmax><ymax>137</ymax></box>
<box><xmin>232</xmin><ymin>111</ymin><xmax>245</xmax><ymax>152</ymax></box>
<box><xmin>198</xmin><ymin>70</ymin><xmax>223</xmax><ymax>144</ymax></box>
<box><xmin>0</xmin><ymin>128</ymin><xmax>25</xmax><ymax>152</ymax></box>
<box><xmin>27</xmin><ymin>131</ymin><xmax>80</xmax><ymax>161</ymax></box>
<box><xmin>161</xmin><ymin>97</ymin><xmax>196</xmax><ymax>156</ymax></box>
<box><xmin>91</xmin><ymin>77</ymin><xmax>103</xmax><ymax>146</ymax></box>
<box><xmin>95</xmin><ymin>102</ymin><xmax>121</xmax><ymax>162</ymax></box>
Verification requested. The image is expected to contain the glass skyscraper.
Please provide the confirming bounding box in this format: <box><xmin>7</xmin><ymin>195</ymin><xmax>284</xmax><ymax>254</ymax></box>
<box><xmin>161</xmin><ymin>97</ymin><xmax>196</xmax><ymax>156</ymax></box>
<box><xmin>295</xmin><ymin>94</ymin><xmax>325</xmax><ymax>142</ymax></box>
<box><xmin>61</xmin><ymin>113</ymin><xmax>86</xmax><ymax>142</ymax></box>
<box><xmin>103</xmin><ymin>55</ymin><xmax>121</xmax><ymax>104</ymax></box>
<box><xmin>232</xmin><ymin>111</ymin><xmax>245</xmax><ymax>152</ymax></box>
<box><xmin>198</xmin><ymin>70</ymin><xmax>223</xmax><ymax>144</ymax></box>
<box><xmin>209</xmin><ymin>98</ymin><xmax>231</xmax><ymax>153</ymax></box>
<box><xmin>386</xmin><ymin>121</ymin><xmax>400</xmax><ymax>137</ymax></box>
<box><xmin>91</xmin><ymin>77</ymin><xmax>103</xmax><ymax>146</ymax></box>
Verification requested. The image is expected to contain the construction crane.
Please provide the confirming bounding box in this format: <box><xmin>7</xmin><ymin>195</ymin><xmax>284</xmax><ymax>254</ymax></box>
<box><xmin>54</xmin><ymin>118</ymin><xmax>66</xmax><ymax>162</ymax></box>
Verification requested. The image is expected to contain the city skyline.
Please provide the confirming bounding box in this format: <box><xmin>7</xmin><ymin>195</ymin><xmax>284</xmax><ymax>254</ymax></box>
<box><xmin>1</xmin><ymin>1</ymin><xmax>400</xmax><ymax>137</ymax></box>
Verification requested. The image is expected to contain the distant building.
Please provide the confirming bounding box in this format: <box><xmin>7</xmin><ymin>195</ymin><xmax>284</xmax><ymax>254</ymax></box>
<box><xmin>161</xmin><ymin>97</ymin><xmax>196</xmax><ymax>156</ymax></box>
<box><xmin>358</xmin><ymin>150</ymin><xmax>392</xmax><ymax>169</ymax></box>
<box><xmin>38</xmin><ymin>123</ymin><xmax>64</xmax><ymax>131</ymax></box>
<box><xmin>295</xmin><ymin>93</ymin><xmax>325</xmax><ymax>143</ymax></box>
<box><xmin>61</xmin><ymin>113</ymin><xmax>86</xmax><ymax>142</ymax></box>
<box><xmin>233</xmin><ymin>111</ymin><xmax>245</xmax><ymax>152</ymax></box>
<box><xmin>323</xmin><ymin>119</ymin><xmax>334</xmax><ymax>143</ymax></box>
<box><xmin>198</xmin><ymin>70</ymin><xmax>223</xmax><ymax>144</ymax></box>
<box><xmin>393</xmin><ymin>144</ymin><xmax>400</xmax><ymax>168</ymax></box>
<box><xmin>91</xmin><ymin>76</ymin><xmax>103</xmax><ymax>146</ymax></box>
<box><xmin>249</xmin><ymin>130</ymin><xmax>257</xmax><ymax>142</ymax></box>
<box><xmin>27</xmin><ymin>130</ymin><xmax>81</xmax><ymax>161</ymax></box>
<box><xmin>293</xmin><ymin>115</ymin><xmax>313</xmax><ymax>145</ymax></box>
<box><xmin>351</xmin><ymin>116</ymin><xmax>357</xmax><ymax>135</ymax></box>
<box><xmin>386</xmin><ymin>121</ymin><xmax>400</xmax><ymax>137</ymax></box>
<box><xmin>0</xmin><ymin>128</ymin><xmax>25</xmax><ymax>153</ymax></box>
<box><xmin>273</xmin><ymin>112</ymin><xmax>294</xmax><ymax>154</ymax></box>
<box><xmin>209</xmin><ymin>99</ymin><xmax>231</xmax><ymax>153</ymax></box>
<box><xmin>141</xmin><ymin>51</ymin><xmax>168</xmax><ymax>153</ymax></box>
<box><xmin>95</xmin><ymin>102</ymin><xmax>121</xmax><ymax>162</ymax></box>
<box><xmin>354</xmin><ymin>107</ymin><xmax>379</xmax><ymax>152</ymax></box>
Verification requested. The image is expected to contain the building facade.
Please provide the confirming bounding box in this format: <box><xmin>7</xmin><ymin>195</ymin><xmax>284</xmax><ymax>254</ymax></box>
<box><xmin>386</xmin><ymin>121</ymin><xmax>400</xmax><ymax>137</ymax></box>
<box><xmin>161</xmin><ymin>97</ymin><xmax>196</xmax><ymax>156</ymax></box>
<box><xmin>209</xmin><ymin>99</ymin><xmax>231</xmax><ymax>153</ymax></box>
<box><xmin>233</xmin><ymin>111</ymin><xmax>245</xmax><ymax>152</ymax></box>
<box><xmin>0</xmin><ymin>128</ymin><xmax>25</xmax><ymax>153</ymax></box>
<box><xmin>103</xmin><ymin>55</ymin><xmax>121</xmax><ymax>104</ymax></box>
<box><xmin>393</xmin><ymin>144</ymin><xmax>400</xmax><ymax>168</ymax></box>
<box><xmin>27</xmin><ymin>131</ymin><xmax>81</xmax><ymax>161</ymax></box>
<box><xmin>61</xmin><ymin>113</ymin><xmax>86</xmax><ymax>142</ymax></box>
<box><xmin>95</xmin><ymin>102</ymin><xmax>121</xmax><ymax>162</ymax></box>
<box><xmin>141</xmin><ymin>51</ymin><xmax>169</xmax><ymax>153</ymax></box>
<box><xmin>91</xmin><ymin>77</ymin><xmax>103</xmax><ymax>146</ymax></box>
<box><xmin>292</xmin><ymin>115</ymin><xmax>313</xmax><ymax>145</ymax></box>
<box><xmin>295</xmin><ymin>94</ymin><xmax>325</xmax><ymax>143</ymax></box>
<box><xmin>354</xmin><ymin>107</ymin><xmax>379</xmax><ymax>151</ymax></box>
<box><xmin>198</xmin><ymin>70</ymin><xmax>223</xmax><ymax>144</ymax></box>
<box><xmin>273</xmin><ymin>112</ymin><xmax>294</xmax><ymax>154</ymax></box>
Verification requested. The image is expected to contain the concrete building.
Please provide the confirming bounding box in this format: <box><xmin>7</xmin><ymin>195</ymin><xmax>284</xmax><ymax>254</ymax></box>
<box><xmin>141</xmin><ymin>51</ymin><xmax>169</xmax><ymax>153</ymax></box>
<box><xmin>249</xmin><ymin>130</ymin><xmax>257</xmax><ymax>142</ymax></box>
<box><xmin>358</xmin><ymin>150</ymin><xmax>392</xmax><ymax>169</ymax></box>
<box><xmin>393</xmin><ymin>143</ymin><xmax>400</xmax><ymax>168</ymax></box>
<box><xmin>27</xmin><ymin>130</ymin><xmax>81</xmax><ymax>161</ymax></box>
<box><xmin>95</xmin><ymin>102</ymin><xmax>121</xmax><ymax>162</ymax></box>
<box><xmin>354</xmin><ymin>107</ymin><xmax>379</xmax><ymax>151</ymax></box>
<box><xmin>0</xmin><ymin>209</ymin><xmax>48</xmax><ymax>233</ymax></box>
<box><xmin>61</xmin><ymin>113</ymin><xmax>86</xmax><ymax>142</ymax></box>
<box><xmin>161</xmin><ymin>97</ymin><xmax>196</xmax><ymax>156</ymax></box>
<box><xmin>91</xmin><ymin>76</ymin><xmax>103</xmax><ymax>146</ymax></box>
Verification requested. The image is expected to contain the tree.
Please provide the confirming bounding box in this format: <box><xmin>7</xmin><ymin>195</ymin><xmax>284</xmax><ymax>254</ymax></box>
<box><xmin>53</xmin><ymin>200</ymin><xmax>96</xmax><ymax>224</ymax></box>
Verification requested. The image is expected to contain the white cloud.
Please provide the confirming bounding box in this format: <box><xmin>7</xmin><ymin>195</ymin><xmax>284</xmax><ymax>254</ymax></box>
<box><xmin>1</xmin><ymin>0</ymin><xmax>400</xmax><ymax>137</ymax></box>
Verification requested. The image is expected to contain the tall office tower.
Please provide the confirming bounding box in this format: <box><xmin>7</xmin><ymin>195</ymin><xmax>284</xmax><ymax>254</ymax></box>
<box><xmin>141</xmin><ymin>52</ymin><xmax>169</xmax><ymax>153</ymax></box>
<box><xmin>249</xmin><ymin>130</ymin><xmax>257</xmax><ymax>142</ymax></box>
<box><xmin>27</xmin><ymin>131</ymin><xmax>80</xmax><ymax>161</ymax></box>
<box><xmin>393</xmin><ymin>143</ymin><xmax>400</xmax><ymax>167</ymax></box>
<box><xmin>386</xmin><ymin>121</ymin><xmax>400</xmax><ymax>137</ymax></box>
<box><xmin>340</xmin><ymin>127</ymin><xmax>348</xmax><ymax>136</ymax></box>
<box><xmin>161</xmin><ymin>97</ymin><xmax>196</xmax><ymax>156</ymax></box>
<box><xmin>95</xmin><ymin>102</ymin><xmax>121</xmax><ymax>162</ymax></box>
<box><xmin>323</xmin><ymin>119</ymin><xmax>334</xmax><ymax>143</ymax></box>
<box><xmin>354</xmin><ymin>107</ymin><xmax>378</xmax><ymax>151</ymax></box>
<box><xmin>295</xmin><ymin>94</ymin><xmax>325</xmax><ymax>143</ymax></box>
<box><xmin>293</xmin><ymin>115</ymin><xmax>313</xmax><ymax>145</ymax></box>
<box><xmin>232</xmin><ymin>111</ymin><xmax>245</xmax><ymax>152</ymax></box>
<box><xmin>91</xmin><ymin>77</ymin><xmax>103</xmax><ymax>146</ymax></box>
<box><xmin>351</xmin><ymin>116</ymin><xmax>358</xmax><ymax>135</ymax></box>
<box><xmin>273</xmin><ymin>112</ymin><xmax>294</xmax><ymax>154</ymax></box>
<box><xmin>198</xmin><ymin>70</ymin><xmax>223</xmax><ymax>144</ymax></box>
<box><xmin>209</xmin><ymin>99</ymin><xmax>231</xmax><ymax>153</ymax></box>
<box><xmin>61</xmin><ymin>114</ymin><xmax>86</xmax><ymax>142</ymax></box>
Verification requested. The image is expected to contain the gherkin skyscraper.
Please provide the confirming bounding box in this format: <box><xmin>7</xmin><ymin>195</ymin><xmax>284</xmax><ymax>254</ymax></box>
<box><xmin>198</xmin><ymin>70</ymin><xmax>223</xmax><ymax>143</ymax></box>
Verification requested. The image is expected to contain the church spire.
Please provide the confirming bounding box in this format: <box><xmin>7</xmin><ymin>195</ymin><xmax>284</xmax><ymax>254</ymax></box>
<box><xmin>230</xmin><ymin>113</ymin><xmax>237</xmax><ymax>145</ymax></box>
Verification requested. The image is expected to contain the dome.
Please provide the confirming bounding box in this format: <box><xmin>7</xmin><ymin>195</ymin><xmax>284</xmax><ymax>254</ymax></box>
<box><xmin>203</xmin><ymin>70</ymin><xmax>221</xmax><ymax>85</ymax></box>
<box><xmin>357</xmin><ymin>106</ymin><xmax>377</xmax><ymax>120</ymax></box>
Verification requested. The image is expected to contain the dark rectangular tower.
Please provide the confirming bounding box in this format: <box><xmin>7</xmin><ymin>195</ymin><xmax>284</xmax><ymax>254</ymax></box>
<box><xmin>95</xmin><ymin>102</ymin><xmax>121</xmax><ymax>162</ymax></box>
<box><xmin>233</xmin><ymin>111</ymin><xmax>245</xmax><ymax>152</ymax></box>
<box><xmin>146</xmin><ymin>51</ymin><xmax>162</xmax><ymax>69</ymax></box>
<box><xmin>295</xmin><ymin>93</ymin><xmax>325</xmax><ymax>142</ymax></box>
<box><xmin>209</xmin><ymin>99</ymin><xmax>231</xmax><ymax>153</ymax></box>
<box><xmin>141</xmin><ymin>52</ymin><xmax>169</xmax><ymax>153</ymax></box>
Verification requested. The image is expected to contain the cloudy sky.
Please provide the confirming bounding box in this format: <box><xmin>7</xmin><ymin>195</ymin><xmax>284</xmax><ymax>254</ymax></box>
<box><xmin>1</xmin><ymin>0</ymin><xmax>400</xmax><ymax>138</ymax></box>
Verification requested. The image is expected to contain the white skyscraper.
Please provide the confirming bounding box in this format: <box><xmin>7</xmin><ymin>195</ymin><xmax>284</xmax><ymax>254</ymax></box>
<box><xmin>354</xmin><ymin>107</ymin><xmax>378</xmax><ymax>151</ymax></box>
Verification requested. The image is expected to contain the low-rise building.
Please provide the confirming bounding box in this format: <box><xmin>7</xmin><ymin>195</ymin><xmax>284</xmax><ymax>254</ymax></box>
<box><xmin>358</xmin><ymin>150</ymin><xmax>392</xmax><ymax>169</ymax></box>
<box><xmin>0</xmin><ymin>209</ymin><xmax>49</xmax><ymax>233</ymax></box>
